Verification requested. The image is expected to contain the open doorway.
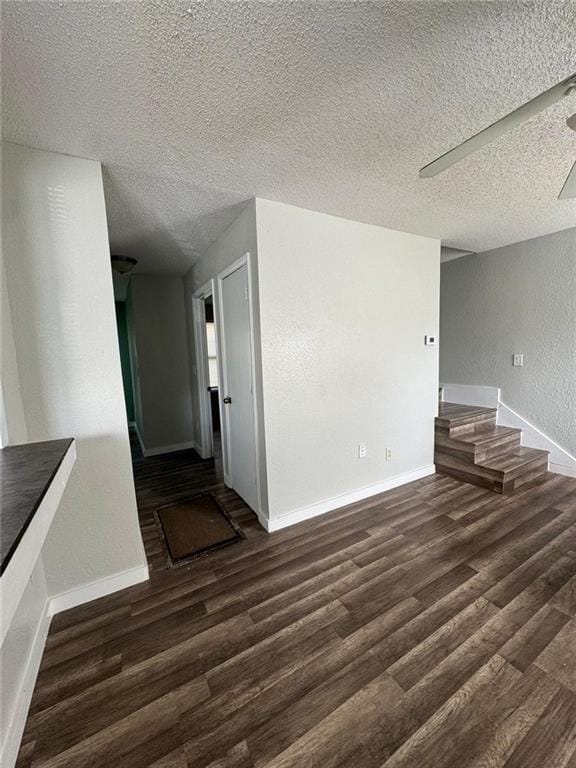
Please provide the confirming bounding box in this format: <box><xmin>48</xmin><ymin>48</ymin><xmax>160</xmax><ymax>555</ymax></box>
<box><xmin>193</xmin><ymin>255</ymin><xmax>261</xmax><ymax>515</ymax></box>
<box><xmin>204</xmin><ymin>296</ymin><xmax>221</xmax><ymax>436</ymax></box>
<box><xmin>192</xmin><ymin>280</ymin><xmax>218</xmax><ymax>462</ymax></box>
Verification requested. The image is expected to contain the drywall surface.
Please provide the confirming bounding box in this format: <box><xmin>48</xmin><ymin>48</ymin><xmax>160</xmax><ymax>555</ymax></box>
<box><xmin>184</xmin><ymin>200</ymin><xmax>258</xmax><ymax>447</ymax></box>
<box><xmin>1</xmin><ymin>257</ymin><xmax>28</xmax><ymax>446</ymax></box>
<box><xmin>130</xmin><ymin>275</ymin><xmax>195</xmax><ymax>452</ymax></box>
<box><xmin>440</xmin><ymin>228</ymin><xmax>576</xmax><ymax>455</ymax></box>
<box><xmin>183</xmin><ymin>200</ymin><xmax>268</xmax><ymax>515</ymax></box>
<box><xmin>115</xmin><ymin>301</ymin><xmax>135</xmax><ymax>423</ymax></box>
<box><xmin>0</xmin><ymin>556</ymin><xmax>48</xmax><ymax>766</ymax></box>
<box><xmin>2</xmin><ymin>142</ymin><xmax>148</xmax><ymax>595</ymax></box>
<box><xmin>125</xmin><ymin>285</ymin><xmax>144</xmax><ymax>439</ymax></box>
<box><xmin>255</xmin><ymin>199</ymin><xmax>440</xmax><ymax>521</ymax></box>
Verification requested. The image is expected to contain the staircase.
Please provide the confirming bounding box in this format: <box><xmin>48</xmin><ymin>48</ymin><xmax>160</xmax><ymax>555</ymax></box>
<box><xmin>435</xmin><ymin>402</ymin><xmax>549</xmax><ymax>493</ymax></box>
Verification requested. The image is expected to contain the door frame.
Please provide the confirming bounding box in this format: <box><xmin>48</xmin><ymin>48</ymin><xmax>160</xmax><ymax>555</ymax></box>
<box><xmin>216</xmin><ymin>252</ymin><xmax>264</xmax><ymax>517</ymax></box>
<box><xmin>192</xmin><ymin>280</ymin><xmax>218</xmax><ymax>460</ymax></box>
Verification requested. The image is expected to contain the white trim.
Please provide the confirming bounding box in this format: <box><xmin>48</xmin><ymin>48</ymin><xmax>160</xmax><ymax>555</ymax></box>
<box><xmin>439</xmin><ymin>382</ymin><xmax>500</xmax><ymax>409</ymax></box>
<box><xmin>140</xmin><ymin>440</ymin><xmax>199</xmax><ymax>458</ymax></box>
<box><xmin>49</xmin><ymin>564</ymin><xmax>149</xmax><ymax>615</ymax></box>
<box><xmin>0</xmin><ymin>441</ymin><xmax>76</xmax><ymax>645</ymax></box>
<box><xmin>0</xmin><ymin>380</ymin><xmax>8</xmax><ymax>448</ymax></box>
<box><xmin>216</xmin><ymin>255</ymin><xmax>245</xmax><ymax>489</ymax></box>
<box><xmin>192</xmin><ymin>280</ymin><xmax>216</xmax><ymax>460</ymax></box>
<box><xmin>438</xmin><ymin>382</ymin><xmax>576</xmax><ymax>478</ymax></box>
<box><xmin>0</xmin><ymin>600</ymin><xmax>51</xmax><ymax>768</ymax></box>
<box><xmin>216</xmin><ymin>253</ymin><xmax>265</xmax><ymax>514</ymax></box>
<box><xmin>497</xmin><ymin>401</ymin><xmax>576</xmax><ymax>478</ymax></box>
<box><xmin>262</xmin><ymin>465</ymin><xmax>436</xmax><ymax>533</ymax></box>
<box><xmin>134</xmin><ymin>423</ymin><xmax>146</xmax><ymax>456</ymax></box>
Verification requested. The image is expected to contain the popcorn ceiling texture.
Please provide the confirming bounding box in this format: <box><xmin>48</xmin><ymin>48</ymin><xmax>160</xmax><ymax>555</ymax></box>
<box><xmin>2</xmin><ymin>0</ymin><xmax>575</xmax><ymax>275</ymax></box>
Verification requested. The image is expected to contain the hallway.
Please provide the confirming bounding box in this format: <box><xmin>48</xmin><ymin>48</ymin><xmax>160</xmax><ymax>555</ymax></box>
<box><xmin>15</xmin><ymin>449</ymin><xmax>576</xmax><ymax>768</ymax></box>
<box><xmin>129</xmin><ymin>431</ymin><xmax>257</xmax><ymax>574</ymax></box>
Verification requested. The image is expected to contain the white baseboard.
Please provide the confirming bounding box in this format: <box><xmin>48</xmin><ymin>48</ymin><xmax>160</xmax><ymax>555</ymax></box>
<box><xmin>263</xmin><ymin>465</ymin><xmax>436</xmax><ymax>533</ymax></box>
<box><xmin>133</xmin><ymin>422</ymin><xmax>200</xmax><ymax>458</ymax></box>
<box><xmin>134</xmin><ymin>424</ymin><xmax>146</xmax><ymax>456</ymax></box>
<box><xmin>439</xmin><ymin>382</ymin><xmax>500</xmax><ymax>409</ymax></box>
<box><xmin>497</xmin><ymin>401</ymin><xmax>576</xmax><ymax>478</ymax></box>
<box><xmin>439</xmin><ymin>383</ymin><xmax>576</xmax><ymax>478</ymax></box>
<box><xmin>142</xmin><ymin>440</ymin><xmax>199</xmax><ymax>458</ymax></box>
<box><xmin>49</xmin><ymin>564</ymin><xmax>149</xmax><ymax>615</ymax></box>
<box><xmin>0</xmin><ymin>602</ymin><xmax>51</xmax><ymax>768</ymax></box>
<box><xmin>2</xmin><ymin>562</ymin><xmax>150</xmax><ymax>767</ymax></box>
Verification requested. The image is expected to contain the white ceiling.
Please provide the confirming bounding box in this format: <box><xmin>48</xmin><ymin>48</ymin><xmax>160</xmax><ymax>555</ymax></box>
<box><xmin>3</xmin><ymin>0</ymin><xmax>575</xmax><ymax>276</ymax></box>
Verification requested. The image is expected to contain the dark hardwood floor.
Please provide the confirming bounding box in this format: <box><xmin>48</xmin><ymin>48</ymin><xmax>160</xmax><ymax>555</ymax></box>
<box><xmin>16</xmin><ymin>432</ymin><xmax>576</xmax><ymax>767</ymax></box>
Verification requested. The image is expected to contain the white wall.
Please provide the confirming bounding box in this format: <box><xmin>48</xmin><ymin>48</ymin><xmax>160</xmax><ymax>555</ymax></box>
<box><xmin>183</xmin><ymin>200</ymin><xmax>268</xmax><ymax>515</ymax></box>
<box><xmin>440</xmin><ymin>228</ymin><xmax>576</xmax><ymax>456</ymax></box>
<box><xmin>2</xmin><ymin>142</ymin><xmax>148</xmax><ymax>595</ymax></box>
<box><xmin>129</xmin><ymin>275</ymin><xmax>196</xmax><ymax>453</ymax></box>
<box><xmin>184</xmin><ymin>201</ymin><xmax>259</xmax><ymax>443</ymax></box>
<box><xmin>255</xmin><ymin>199</ymin><xmax>440</xmax><ymax>524</ymax></box>
<box><xmin>1</xmin><ymin>258</ymin><xmax>28</xmax><ymax>446</ymax></box>
<box><xmin>0</xmin><ymin>557</ymin><xmax>50</xmax><ymax>766</ymax></box>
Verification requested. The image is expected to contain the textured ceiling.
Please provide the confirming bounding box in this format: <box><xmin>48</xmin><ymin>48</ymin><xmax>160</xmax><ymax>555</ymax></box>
<box><xmin>2</xmin><ymin>0</ymin><xmax>576</xmax><ymax>275</ymax></box>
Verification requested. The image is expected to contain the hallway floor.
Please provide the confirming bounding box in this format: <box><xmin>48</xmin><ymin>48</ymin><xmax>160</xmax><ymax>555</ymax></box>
<box><xmin>16</xmin><ymin>446</ymin><xmax>576</xmax><ymax>768</ymax></box>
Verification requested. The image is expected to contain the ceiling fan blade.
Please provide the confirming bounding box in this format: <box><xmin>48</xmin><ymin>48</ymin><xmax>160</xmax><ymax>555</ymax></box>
<box><xmin>420</xmin><ymin>72</ymin><xmax>576</xmax><ymax>178</ymax></box>
<box><xmin>558</xmin><ymin>160</ymin><xmax>576</xmax><ymax>200</ymax></box>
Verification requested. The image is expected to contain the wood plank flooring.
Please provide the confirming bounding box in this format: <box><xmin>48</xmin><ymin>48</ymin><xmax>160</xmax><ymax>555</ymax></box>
<box><xmin>16</xmin><ymin>436</ymin><xmax>576</xmax><ymax>768</ymax></box>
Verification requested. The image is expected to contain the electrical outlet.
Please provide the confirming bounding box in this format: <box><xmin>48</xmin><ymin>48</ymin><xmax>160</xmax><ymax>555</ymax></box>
<box><xmin>513</xmin><ymin>354</ymin><xmax>524</xmax><ymax>367</ymax></box>
<box><xmin>386</xmin><ymin>448</ymin><xmax>393</xmax><ymax>461</ymax></box>
<box><xmin>357</xmin><ymin>442</ymin><xmax>367</xmax><ymax>459</ymax></box>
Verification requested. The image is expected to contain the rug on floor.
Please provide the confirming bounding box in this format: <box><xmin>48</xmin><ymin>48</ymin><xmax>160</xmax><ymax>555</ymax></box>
<box><xmin>155</xmin><ymin>493</ymin><xmax>243</xmax><ymax>566</ymax></box>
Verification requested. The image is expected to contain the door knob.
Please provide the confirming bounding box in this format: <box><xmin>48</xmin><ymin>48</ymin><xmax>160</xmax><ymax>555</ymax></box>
<box><xmin>223</xmin><ymin>396</ymin><xmax>232</xmax><ymax>404</ymax></box>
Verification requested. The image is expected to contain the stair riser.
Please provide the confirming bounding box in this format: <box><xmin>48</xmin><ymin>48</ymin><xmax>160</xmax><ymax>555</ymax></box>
<box><xmin>476</xmin><ymin>434</ymin><xmax>523</xmax><ymax>461</ymax></box>
<box><xmin>435</xmin><ymin>402</ymin><xmax>549</xmax><ymax>494</ymax></box>
<box><xmin>435</xmin><ymin>413</ymin><xmax>497</xmax><ymax>437</ymax></box>
<box><xmin>437</xmin><ymin>458</ymin><xmax>548</xmax><ymax>494</ymax></box>
<box><xmin>435</xmin><ymin>464</ymin><xmax>505</xmax><ymax>493</ymax></box>
<box><xmin>435</xmin><ymin>450</ymin><xmax>548</xmax><ymax>485</ymax></box>
<box><xmin>435</xmin><ymin>432</ymin><xmax>522</xmax><ymax>463</ymax></box>
<box><xmin>510</xmin><ymin>463</ymin><xmax>549</xmax><ymax>491</ymax></box>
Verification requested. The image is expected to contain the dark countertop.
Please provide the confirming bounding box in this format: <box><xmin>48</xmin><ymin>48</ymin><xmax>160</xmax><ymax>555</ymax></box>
<box><xmin>0</xmin><ymin>438</ymin><xmax>74</xmax><ymax>575</ymax></box>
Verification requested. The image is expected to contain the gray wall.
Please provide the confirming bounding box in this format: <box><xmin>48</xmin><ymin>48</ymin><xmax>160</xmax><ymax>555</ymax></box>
<box><xmin>130</xmin><ymin>275</ymin><xmax>196</xmax><ymax>452</ymax></box>
<box><xmin>440</xmin><ymin>227</ymin><xmax>576</xmax><ymax>455</ymax></box>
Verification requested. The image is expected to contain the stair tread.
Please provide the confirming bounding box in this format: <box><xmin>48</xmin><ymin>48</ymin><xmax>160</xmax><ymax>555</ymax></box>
<box><xmin>438</xmin><ymin>402</ymin><xmax>497</xmax><ymax>417</ymax></box>
<box><xmin>479</xmin><ymin>446</ymin><xmax>549</xmax><ymax>472</ymax></box>
<box><xmin>436</xmin><ymin>402</ymin><xmax>497</xmax><ymax>426</ymax></box>
<box><xmin>455</xmin><ymin>425</ymin><xmax>521</xmax><ymax>446</ymax></box>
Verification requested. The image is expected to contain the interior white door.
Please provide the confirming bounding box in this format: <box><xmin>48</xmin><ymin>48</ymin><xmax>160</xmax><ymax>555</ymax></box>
<box><xmin>218</xmin><ymin>261</ymin><xmax>258</xmax><ymax>511</ymax></box>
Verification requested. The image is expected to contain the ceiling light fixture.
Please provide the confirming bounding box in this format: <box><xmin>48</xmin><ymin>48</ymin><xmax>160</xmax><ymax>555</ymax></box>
<box><xmin>419</xmin><ymin>71</ymin><xmax>576</xmax><ymax>199</ymax></box>
<box><xmin>111</xmin><ymin>255</ymin><xmax>138</xmax><ymax>275</ymax></box>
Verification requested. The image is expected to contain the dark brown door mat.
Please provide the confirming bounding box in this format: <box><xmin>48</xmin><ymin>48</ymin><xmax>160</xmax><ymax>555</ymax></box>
<box><xmin>155</xmin><ymin>493</ymin><xmax>243</xmax><ymax>567</ymax></box>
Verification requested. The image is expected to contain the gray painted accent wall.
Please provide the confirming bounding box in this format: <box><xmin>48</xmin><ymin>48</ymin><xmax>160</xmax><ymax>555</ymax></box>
<box><xmin>440</xmin><ymin>227</ymin><xmax>576</xmax><ymax>455</ymax></box>
<box><xmin>130</xmin><ymin>275</ymin><xmax>196</xmax><ymax>451</ymax></box>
